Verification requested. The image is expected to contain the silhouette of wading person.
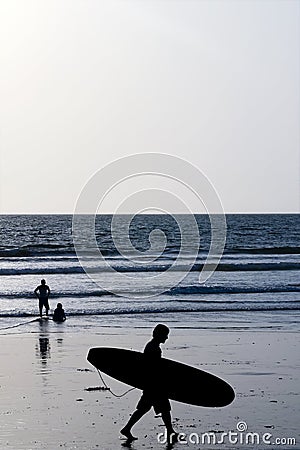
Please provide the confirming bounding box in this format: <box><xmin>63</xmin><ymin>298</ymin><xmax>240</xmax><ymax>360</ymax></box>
<box><xmin>53</xmin><ymin>302</ymin><xmax>66</xmax><ymax>322</ymax></box>
<box><xmin>121</xmin><ymin>324</ymin><xmax>178</xmax><ymax>442</ymax></box>
<box><xmin>34</xmin><ymin>279</ymin><xmax>50</xmax><ymax>318</ymax></box>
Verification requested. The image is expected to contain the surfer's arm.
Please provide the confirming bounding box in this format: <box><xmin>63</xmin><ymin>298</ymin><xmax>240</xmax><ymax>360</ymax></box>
<box><xmin>34</xmin><ymin>287</ymin><xmax>39</xmax><ymax>297</ymax></box>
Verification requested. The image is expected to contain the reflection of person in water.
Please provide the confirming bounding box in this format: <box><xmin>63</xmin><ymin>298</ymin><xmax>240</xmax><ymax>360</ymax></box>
<box><xmin>34</xmin><ymin>279</ymin><xmax>50</xmax><ymax>317</ymax></box>
<box><xmin>38</xmin><ymin>337</ymin><xmax>50</xmax><ymax>360</ymax></box>
<box><xmin>121</xmin><ymin>324</ymin><xmax>178</xmax><ymax>443</ymax></box>
<box><xmin>53</xmin><ymin>303</ymin><xmax>66</xmax><ymax>322</ymax></box>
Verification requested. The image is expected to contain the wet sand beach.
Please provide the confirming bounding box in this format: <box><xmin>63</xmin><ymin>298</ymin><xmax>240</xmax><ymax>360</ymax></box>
<box><xmin>0</xmin><ymin>318</ymin><xmax>299</xmax><ymax>449</ymax></box>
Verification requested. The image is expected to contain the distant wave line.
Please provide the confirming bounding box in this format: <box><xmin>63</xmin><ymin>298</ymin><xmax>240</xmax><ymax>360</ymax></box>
<box><xmin>0</xmin><ymin>262</ymin><xmax>300</xmax><ymax>276</ymax></box>
<box><xmin>1</xmin><ymin>284</ymin><xmax>300</xmax><ymax>300</ymax></box>
<box><xmin>1</xmin><ymin>245</ymin><xmax>300</xmax><ymax>258</ymax></box>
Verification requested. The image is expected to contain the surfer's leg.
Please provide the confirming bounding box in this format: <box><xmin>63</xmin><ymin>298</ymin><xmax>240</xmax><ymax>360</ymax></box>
<box><xmin>162</xmin><ymin>412</ymin><xmax>178</xmax><ymax>443</ymax></box>
<box><xmin>121</xmin><ymin>399</ymin><xmax>151</xmax><ymax>440</ymax></box>
<box><xmin>120</xmin><ymin>422</ymin><xmax>138</xmax><ymax>440</ymax></box>
<box><xmin>161</xmin><ymin>411</ymin><xmax>176</xmax><ymax>433</ymax></box>
<box><xmin>158</xmin><ymin>400</ymin><xmax>178</xmax><ymax>443</ymax></box>
<box><xmin>121</xmin><ymin>407</ymin><xmax>149</xmax><ymax>439</ymax></box>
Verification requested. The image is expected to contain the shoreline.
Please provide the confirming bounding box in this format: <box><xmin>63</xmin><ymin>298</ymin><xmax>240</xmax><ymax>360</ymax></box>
<box><xmin>1</xmin><ymin>309</ymin><xmax>300</xmax><ymax>339</ymax></box>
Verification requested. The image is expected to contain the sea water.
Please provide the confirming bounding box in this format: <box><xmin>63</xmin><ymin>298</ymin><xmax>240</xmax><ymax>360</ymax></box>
<box><xmin>0</xmin><ymin>214</ymin><xmax>299</xmax><ymax>333</ymax></box>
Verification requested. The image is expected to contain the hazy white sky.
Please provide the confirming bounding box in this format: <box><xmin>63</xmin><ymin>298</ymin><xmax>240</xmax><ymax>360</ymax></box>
<box><xmin>0</xmin><ymin>0</ymin><xmax>299</xmax><ymax>213</ymax></box>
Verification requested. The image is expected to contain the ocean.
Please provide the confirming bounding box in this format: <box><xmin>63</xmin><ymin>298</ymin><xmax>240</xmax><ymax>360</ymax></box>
<box><xmin>0</xmin><ymin>214</ymin><xmax>299</xmax><ymax>333</ymax></box>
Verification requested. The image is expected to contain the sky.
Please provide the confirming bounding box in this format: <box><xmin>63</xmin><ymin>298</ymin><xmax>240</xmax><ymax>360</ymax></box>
<box><xmin>0</xmin><ymin>0</ymin><xmax>299</xmax><ymax>214</ymax></box>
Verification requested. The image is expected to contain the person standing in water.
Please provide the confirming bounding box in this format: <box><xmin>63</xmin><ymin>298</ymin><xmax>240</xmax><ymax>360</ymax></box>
<box><xmin>34</xmin><ymin>279</ymin><xmax>51</xmax><ymax>318</ymax></box>
<box><xmin>120</xmin><ymin>324</ymin><xmax>178</xmax><ymax>443</ymax></box>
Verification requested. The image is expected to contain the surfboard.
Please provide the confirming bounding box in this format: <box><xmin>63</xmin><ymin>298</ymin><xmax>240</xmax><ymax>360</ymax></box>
<box><xmin>87</xmin><ymin>347</ymin><xmax>235</xmax><ymax>407</ymax></box>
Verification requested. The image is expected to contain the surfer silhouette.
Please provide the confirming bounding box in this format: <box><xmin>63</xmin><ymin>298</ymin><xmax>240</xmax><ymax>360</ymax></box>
<box><xmin>34</xmin><ymin>279</ymin><xmax>50</xmax><ymax>318</ymax></box>
<box><xmin>121</xmin><ymin>324</ymin><xmax>178</xmax><ymax>443</ymax></box>
<box><xmin>53</xmin><ymin>303</ymin><xmax>66</xmax><ymax>322</ymax></box>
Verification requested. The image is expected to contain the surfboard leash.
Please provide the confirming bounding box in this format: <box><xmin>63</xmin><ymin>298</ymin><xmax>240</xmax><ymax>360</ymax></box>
<box><xmin>96</xmin><ymin>368</ymin><xmax>136</xmax><ymax>398</ymax></box>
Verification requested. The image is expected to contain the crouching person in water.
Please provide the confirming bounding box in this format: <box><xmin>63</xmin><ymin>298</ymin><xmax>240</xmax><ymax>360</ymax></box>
<box><xmin>53</xmin><ymin>303</ymin><xmax>66</xmax><ymax>322</ymax></box>
<box><xmin>121</xmin><ymin>324</ymin><xmax>178</xmax><ymax>443</ymax></box>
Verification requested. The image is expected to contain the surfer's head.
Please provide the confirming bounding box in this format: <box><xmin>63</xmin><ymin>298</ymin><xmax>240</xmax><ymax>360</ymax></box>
<box><xmin>41</xmin><ymin>279</ymin><xmax>46</xmax><ymax>285</ymax></box>
<box><xmin>153</xmin><ymin>324</ymin><xmax>169</xmax><ymax>343</ymax></box>
<box><xmin>57</xmin><ymin>303</ymin><xmax>62</xmax><ymax>309</ymax></box>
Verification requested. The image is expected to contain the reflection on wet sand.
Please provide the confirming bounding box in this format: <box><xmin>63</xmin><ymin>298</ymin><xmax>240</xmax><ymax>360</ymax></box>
<box><xmin>38</xmin><ymin>336</ymin><xmax>50</xmax><ymax>359</ymax></box>
<box><xmin>35</xmin><ymin>320</ymin><xmax>65</xmax><ymax>376</ymax></box>
<box><xmin>35</xmin><ymin>320</ymin><xmax>51</xmax><ymax>375</ymax></box>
